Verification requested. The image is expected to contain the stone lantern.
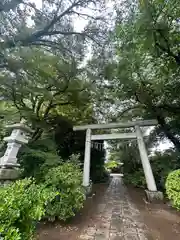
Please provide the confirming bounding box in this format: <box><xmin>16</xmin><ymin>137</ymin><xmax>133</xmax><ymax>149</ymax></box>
<box><xmin>0</xmin><ymin>122</ymin><xmax>33</xmax><ymax>182</ymax></box>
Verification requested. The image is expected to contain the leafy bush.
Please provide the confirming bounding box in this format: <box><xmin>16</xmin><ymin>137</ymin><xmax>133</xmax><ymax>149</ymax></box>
<box><xmin>22</xmin><ymin>149</ymin><xmax>60</xmax><ymax>179</ymax></box>
<box><xmin>105</xmin><ymin>160</ymin><xmax>119</xmax><ymax>170</ymax></box>
<box><xmin>150</xmin><ymin>150</ymin><xmax>180</xmax><ymax>191</ymax></box>
<box><xmin>124</xmin><ymin>169</ymin><xmax>146</xmax><ymax>188</ymax></box>
<box><xmin>166</xmin><ymin>169</ymin><xmax>180</xmax><ymax>210</ymax></box>
<box><xmin>0</xmin><ymin>178</ymin><xmax>56</xmax><ymax>240</ymax></box>
<box><xmin>44</xmin><ymin>157</ymin><xmax>85</xmax><ymax>221</ymax></box>
<box><xmin>19</xmin><ymin>139</ymin><xmax>61</xmax><ymax>181</ymax></box>
<box><xmin>105</xmin><ymin>160</ymin><xmax>122</xmax><ymax>173</ymax></box>
<box><xmin>122</xmin><ymin>149</ymin><xmax>180</xmax><ymax>190</ymax></box>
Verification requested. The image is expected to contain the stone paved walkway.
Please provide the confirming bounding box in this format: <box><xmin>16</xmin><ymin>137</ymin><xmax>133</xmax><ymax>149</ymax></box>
<box><xmin>78</xmin><ymin>175</ymin><xmax>151</xmax><ymax>240</ymax></box>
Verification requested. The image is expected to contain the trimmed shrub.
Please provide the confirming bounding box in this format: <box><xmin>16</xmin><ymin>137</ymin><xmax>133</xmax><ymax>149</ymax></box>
<box><xmin>166</xmin><ymin>169</ymin><xmax>180</xmax><ymax>210</ymax></box>
<box><xmin>44</xmin><ymin>158</ymin><xmax>85</xmax><ymax>221</ymax></box>
<box><xmin>0</xmin><ymin>178</ymin><xmax>56</xmax><ymax>240</ymax></box>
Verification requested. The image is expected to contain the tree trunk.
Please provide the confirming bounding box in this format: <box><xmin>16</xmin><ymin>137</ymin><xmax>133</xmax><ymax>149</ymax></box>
<box><xmin>31</xmin><ymin>128</ymin><xmax>43</xmax><ymax>142</ymax></box>
<box><xmin>156</xmin><ymin>115</ymin><xmax>180</xmax><ymax>151</ymax></box>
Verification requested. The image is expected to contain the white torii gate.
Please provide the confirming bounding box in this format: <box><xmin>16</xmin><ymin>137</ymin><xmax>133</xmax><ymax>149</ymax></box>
<box><xmin>73</xmin><ymin>120</ymin><xmax>163</xmax><ymax>201</ymax></box>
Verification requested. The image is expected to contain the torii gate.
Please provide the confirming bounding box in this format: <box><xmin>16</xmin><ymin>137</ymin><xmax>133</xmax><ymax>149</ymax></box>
<box><xmin>73</xmin><ymin>119</ymin><xmax>163</xmax><ymax>201</ymax></box>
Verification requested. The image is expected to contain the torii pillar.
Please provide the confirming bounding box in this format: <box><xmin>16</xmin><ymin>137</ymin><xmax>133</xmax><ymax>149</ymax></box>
<box><xmin>135</xmin><ymin>125</ymin><xmax>163</xmax><ymax>201</ymax></box>
<box><xmin>83</xmin><ymin>128</ymin><xmax>91</xmax><ymax>187</ymax></box>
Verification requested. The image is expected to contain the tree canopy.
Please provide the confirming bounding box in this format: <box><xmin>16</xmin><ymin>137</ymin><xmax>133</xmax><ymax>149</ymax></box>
<box><xmin>0</xmin><ymin>0</ymin><xmax>109</xmax><ymax>66</ymax></box>
<box><xmin>88</xmin><ymin>0</ymin><xmax>180</xmax><ymax>151</ymax></box>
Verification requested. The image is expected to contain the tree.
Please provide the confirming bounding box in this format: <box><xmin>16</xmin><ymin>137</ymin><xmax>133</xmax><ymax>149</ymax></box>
<box><xmin>0</xmin><ymin>48</ymin><xmax>94</xmax><ymax>140</ymax></box>
<box><xmin>0</xmin><ymin>0</ymin><xmax>112</xmax><ymax>185</ymax></box>
<box><xmin>90</xmin><ymin>0</ymin><xmax>180</xmax><ymax>151</ymax></box>
<box><xmin>0</xmin><ymin>0</ymin><xmax>108</xmax><ymax>70</ymax></box>
<box><xmin>0</xmin><ymin>0</ymin><xmax>112</xmax><ymax>141</ymax></box>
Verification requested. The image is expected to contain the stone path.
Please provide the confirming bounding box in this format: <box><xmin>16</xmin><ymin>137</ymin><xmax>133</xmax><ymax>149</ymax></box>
<box><xmin>78</xmin><ymin>175</ymin><xmax>151</xmax><ymax>240</ymax></box>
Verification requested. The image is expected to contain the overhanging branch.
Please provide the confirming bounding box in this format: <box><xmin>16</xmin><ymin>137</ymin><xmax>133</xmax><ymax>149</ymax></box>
<box><xmin>29</xmin><ymin>0</ymin><xmax>83</xmax><ymax>40</ymax></box>
<box><xmin>0</xmin><ymin>0</ymin><xmax>22</xmax><ymax>12</ymax></box>
<box><xmin>118</xmin><ymin>104</ymin><xmax>143</xmax><ymax>117</ymax></box>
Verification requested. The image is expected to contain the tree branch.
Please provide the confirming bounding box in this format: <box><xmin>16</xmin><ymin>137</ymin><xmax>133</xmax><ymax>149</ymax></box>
<box><xmin>53</xmin><ymin>80</ymin><xmax>70</xmax><ymax>97</ymax></box>
<box><xmin>31</xmin><ymin>40</ymin><xmax>73</xmax><ymax>55</ymax></box>
<box><xmin>36</xmin><ymin>97</ymin><xmax>44</xmax><ymax>118</ymax></box>
<box><xmin>43</xmin><ymin>100</ymin><xmax>53</xmax><ymax>119</ymax></box>
<box><xmin>0</xmin><ymin>0</ymin><xmax>22</xmax><ymax>12</ymax></box>
<box><xmin>0</xmin><ymin>0</ymin><xmax>91</xmax><ymax>51</ymax></box>
<box><xmin>157</xmin><ymin>103</ymin><xmax>180</xmax><ymax>113</ymax></box>
<box><xmin>0</xmin><ymin>63</ymin><xmax>8</xmax><ymax>69</ymax></box>
<box><xmin>2</xmin><ymin>27</ymin><xmax>98</xmax><ymax>51</ymax></box>
<box><xmin>42</xmin><ymin>30</ymin><xmax>97</xmax><ymax>43</ymax></box>
<box><xmin>28</xmin><ymin>0</ymin><xmax>83</xmax><ymax>41</ymax></box>
<box><xmin>51</xmin><ymin>102</ymin><xmax>71</xmax><ymax>108</ymax></box>
<box><xmin>70</xmin><ymin>10</ymin><xmax>103</xmax><ymax>20</ymax></box>
<box><xmin>118</xmin><ymin>104</ymin><xmax>143</xmax><ymax>117</ymax></box>
<box><xmin>155</xmin><ymin>39</ymin><xmax>180</xmax><ymax>65</ymax></box>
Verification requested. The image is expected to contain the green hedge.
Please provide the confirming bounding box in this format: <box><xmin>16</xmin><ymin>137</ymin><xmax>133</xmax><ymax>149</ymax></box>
<box><xmin>166</xmin><ymin>169</ymin><xmax>180</xmax><ymax>210</ymax></box>
<box><xmin>0</xmin><ymin>179</ymin><xmax>56</xmax><ymax>240</ymax></box>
